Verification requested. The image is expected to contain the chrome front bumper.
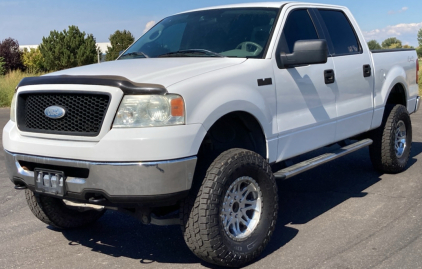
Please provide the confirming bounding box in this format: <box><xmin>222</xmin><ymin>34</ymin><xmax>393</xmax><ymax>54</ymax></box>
<box><xmin>5</xmin><ymin>150</ymin><xmax>197</xmax><ymax>202</ymax></box>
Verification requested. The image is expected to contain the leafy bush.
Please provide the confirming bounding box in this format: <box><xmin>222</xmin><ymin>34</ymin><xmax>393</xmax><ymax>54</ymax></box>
<box><xmin>0</xmin><ymin>57</ymin><xmax>5</xmax><ymax>75</ymax></box>
<box><xmin>382</xmin><ymin>37</ymin><xmax>402</xmax><ymax>49</ymax></box>
<box><xmin>417</xmin><ymin>47</ymin><xmax>422</xmax><ymax>59</ymax></box>
<box><xmin>21</xmin><ymin>48</ymin><xmax>45</xmax><ymax>73</ymax></box>
<box><xmin>0</xmin><ymin>38</ymin><xmax>23</xmax><ymax>73</ymax></box>
<box><xmin>367</xmin><ymin>40</ymin><xmax>381</xmax><ymax>50</ymax></box>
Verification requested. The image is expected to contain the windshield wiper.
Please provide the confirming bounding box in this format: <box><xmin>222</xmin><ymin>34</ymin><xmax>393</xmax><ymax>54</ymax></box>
<box><xmin>157</xmin><ymin>49</ymin><xmax>225</xmax><ymax>58</ymax></box>
<box><xmin>119</xmin><ymin>51</ymin><xmax>149</xmax><ymax>59</ymax></box>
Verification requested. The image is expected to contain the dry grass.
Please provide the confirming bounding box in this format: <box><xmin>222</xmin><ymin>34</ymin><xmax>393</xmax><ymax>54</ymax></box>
<box><xmin>0</xmin><ymin>70</ymin><xmax>46</xmax><ymax>107</ymax></box>
<box><xmin>419</xmin><ymin>59</ymin><xmax>422</xmax><ymax>96</ymax></box>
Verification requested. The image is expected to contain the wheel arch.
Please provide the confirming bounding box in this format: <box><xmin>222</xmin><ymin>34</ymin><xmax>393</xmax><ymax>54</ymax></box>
<box><xmin>386</xmin><ymin>83</ymin><xmax>407</xmax><ymax>107</ymax></box>
<box><xmin>198</xmin><ymin>110</ymin><xmax>268</xmax><ymax>160</ymax></box>
<box><xmin>186</xmin><ymin>93</ymin><xmax>276</xmax><ymax>162</ymax></box>
<box><xmin>371</xmin><ymin>67</ymin><xmax>409</xmax><ymax>129</ymax></box>
<box><xmin>188</xmin><ymin>110</ymin><xmax>270</xmax><ymax>202</ymax></box>
<box><xmin>381</xmin><ymin>66</ymin><xmax>409</xmax><ymax>109</ymax></box>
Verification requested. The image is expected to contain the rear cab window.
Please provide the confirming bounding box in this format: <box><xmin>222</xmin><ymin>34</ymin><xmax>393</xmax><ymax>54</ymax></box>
<box><xmin>315</xmin><ymin>9</ymin><xmax>362</xmax><ymax>56</ymax></box>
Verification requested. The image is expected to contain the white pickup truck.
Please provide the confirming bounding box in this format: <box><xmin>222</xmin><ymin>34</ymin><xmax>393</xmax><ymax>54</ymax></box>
<box><xmin>3</xmin><ymin>2</ymin><xmax>420</xmax><ymax>267</ymax></box>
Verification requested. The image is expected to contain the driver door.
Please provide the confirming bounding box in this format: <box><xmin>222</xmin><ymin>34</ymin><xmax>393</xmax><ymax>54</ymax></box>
<box><xmin>273</xmin><ymin>8</ymin><xmax>338</xmax><ymax>162</ymax></box>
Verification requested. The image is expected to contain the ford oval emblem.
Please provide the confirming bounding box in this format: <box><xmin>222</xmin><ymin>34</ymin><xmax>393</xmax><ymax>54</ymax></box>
<box><xmin>44</xmin><ymin>106</ymin><xmax>66</xmax><ymax>119</ymax></box>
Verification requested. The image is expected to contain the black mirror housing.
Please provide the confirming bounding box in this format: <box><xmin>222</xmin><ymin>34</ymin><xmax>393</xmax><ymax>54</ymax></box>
<box><xmin>279</xmin><ymin>40</ymin><xmax>328</xmax><ymax>69</ymax></box>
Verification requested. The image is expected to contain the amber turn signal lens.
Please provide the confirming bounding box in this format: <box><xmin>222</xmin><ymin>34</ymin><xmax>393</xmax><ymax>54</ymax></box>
<box><xmin>171</xmin><ymin>97</ymin><xmax>184</xmax><ymax>117</ymax></box>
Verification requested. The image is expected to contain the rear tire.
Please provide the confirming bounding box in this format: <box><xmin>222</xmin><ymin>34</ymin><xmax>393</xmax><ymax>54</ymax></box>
<box><xmin>180</xmin><ymin>149</ymin><xmax>278</xmax><ymax>267</ymax></box>
<box><xmin>369</xmin><ymin>104</ymin><xmax>412</xmax><ymax>173</ymax></box>
<box><xmin>25</xmin><ymin>190</ymin><xmax>106</xmax><ymax>229</ymax></box>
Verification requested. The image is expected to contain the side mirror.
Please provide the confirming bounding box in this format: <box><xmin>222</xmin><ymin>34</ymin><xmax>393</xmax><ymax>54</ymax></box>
<box><xmin>280</xmin><ymin>40</ymin><xmax>328</xmax><ymax>69</ymax></box>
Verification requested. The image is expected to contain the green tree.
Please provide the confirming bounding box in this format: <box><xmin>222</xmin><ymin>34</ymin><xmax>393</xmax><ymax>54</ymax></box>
<box><xmin>106</xmin><ymin>30</ymin><xmax>134</xmax><ymax>61</ymax></box>
<box><xmin>21</xmin><ymin>48</ymin><xmax>45</xmax><ymax>73</ymax></box>
<box><xmin>0</xmin><ymin>56</ymin><xmax>6</xmax><ymax>75</ymax></box>
<box><xmin>0</xmin><ymin>38</ymin><xmax>23</xmax><ymax>73</ymax></box>
<box><xmin>367</xmin><ymin>40</ymin><xmax>381</xmax><ymax>50</ymax></box>
<box><xmin>402</xmin><ymin>44</ymin><xmax>414</xmax><ymax>49</ymax></box>
<box><xmin>382</xmin><ymin>37</ymin><xmax>402</xmax><ymax>49</ymax></box>
<box><xmin>39</xmin><ymin>25</ymin><xmax>98</xmax><ymax>71</ymax></box>
<box><xmin>416</xmin><ymin>47</ymin><xmax>422</xmax><ymax>58</ymax></box>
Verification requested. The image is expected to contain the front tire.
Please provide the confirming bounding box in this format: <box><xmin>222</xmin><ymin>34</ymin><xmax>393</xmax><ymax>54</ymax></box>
<box><xmin>181</xmin><ymin>149</ymin><xmax>278</xmax><ymax>267</ymax></box>
<box><xmin>25</xmin><ymin>190</ymin><xmax>106</xmax><ymax>229</ymax></box>
<box><xmin>369</xmin><ymin>104</ymin><xmax>412</xmax><ymax>173</ymax></box>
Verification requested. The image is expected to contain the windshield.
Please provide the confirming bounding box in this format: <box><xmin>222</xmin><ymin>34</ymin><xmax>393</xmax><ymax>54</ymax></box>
<box><xmin>119</xmin><ymin>8</ymin><xmax>279</xmax><ymax>59</ymax></box>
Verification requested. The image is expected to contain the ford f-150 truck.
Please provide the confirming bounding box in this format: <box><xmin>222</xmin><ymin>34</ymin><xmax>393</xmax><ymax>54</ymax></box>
<box><xmin>3</xmin><ymin>2</ymin><xmax>420</xmax><ymax>267</ymax></box>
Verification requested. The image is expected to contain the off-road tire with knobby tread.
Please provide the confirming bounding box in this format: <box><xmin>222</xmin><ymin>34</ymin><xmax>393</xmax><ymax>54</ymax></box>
<box><xmin>369</xmin><ymin>104</ymin><xmax>412</xmax><ymax>173</ymax></box>
<box><xmin>25</xmin><ymin>189</ymin><xmax>106</xmax><ymax>229</ymax></box>
<box><xmin>180</xmin><ymin>148</ymin><xmax>278</xmax><ymax>267</ymax></box>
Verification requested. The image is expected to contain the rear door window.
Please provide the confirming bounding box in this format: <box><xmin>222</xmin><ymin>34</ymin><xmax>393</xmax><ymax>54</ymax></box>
<box><xmin>317</xmin><ymin>10</ymin><xmax>361</xmax><ymax>55</ymax></box>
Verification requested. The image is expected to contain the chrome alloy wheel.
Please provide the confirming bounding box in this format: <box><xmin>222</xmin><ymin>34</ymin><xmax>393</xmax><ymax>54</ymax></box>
<box><xmin>395</xmin><ymin>120</ymin><xmax>407</xmax><ymax>158</ymax></box>
<box><xmin>221</xmin><ymin>176</ymin><xmax>262</xmax><ymax>241</ymax></box>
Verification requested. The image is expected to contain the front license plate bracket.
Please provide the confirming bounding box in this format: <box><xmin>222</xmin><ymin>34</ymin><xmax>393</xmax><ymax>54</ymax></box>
<box><xmin>34</xmin><ymin>169</ymin><xmax>66</xmax><ymax>197</ymax></box>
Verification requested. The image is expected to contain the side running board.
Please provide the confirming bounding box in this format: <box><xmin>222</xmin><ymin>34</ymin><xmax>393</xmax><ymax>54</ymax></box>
<box><xmin>273</xmin><ymin>139</ymin><xmax>373</xmax><ymax>180</ymax></box>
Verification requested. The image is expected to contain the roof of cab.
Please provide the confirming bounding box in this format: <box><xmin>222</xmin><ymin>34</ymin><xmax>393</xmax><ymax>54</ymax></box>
<box><xmin>179</xmin><ymin>2</ymin><xmax>289</xmax><ymax>14</ymax></box>
<box><xmin>179</xmin><ymin>2</ymin><xmax>346</xmax><ymax>14</ymax></box>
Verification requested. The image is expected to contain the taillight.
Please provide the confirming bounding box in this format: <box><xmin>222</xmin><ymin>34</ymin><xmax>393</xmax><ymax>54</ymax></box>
<box><xmin>417</xmin><ymin>59</ymin><xmax>419</xmax><ymax>85</ymax></box>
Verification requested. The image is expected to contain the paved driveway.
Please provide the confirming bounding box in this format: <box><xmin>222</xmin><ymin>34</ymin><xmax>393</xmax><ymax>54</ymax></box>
<box><xmin>1</xmin><ymin>107</ymin><xmax>422</xmax><ymax>269</ymax></box>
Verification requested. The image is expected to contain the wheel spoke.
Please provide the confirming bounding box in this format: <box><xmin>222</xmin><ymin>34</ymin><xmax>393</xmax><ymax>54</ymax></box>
<box><xmin>231</xmin><ymin>218</ymin><xmax>241</xmax><ymax>235</ymax></box>
<box><xmin>242</xmin><ymin>212</ymin><xmax>251</xmax><ymax>222</ymax></box>
<box><xmin>240</xmin><ymin>217</ymin><xmax>249</xmax><ymax>226</ymax></box>
<box><xmin>244</xmin><ymin>200</ymin><xmax>258</xmax><ymax>211</ymax></box>
<box><xmin>240</xmin><ymin>185</ymin><xmax>249</xmax><ymax>196</ymax></box>
<box><xmin>223</xmin><ymin>215</ymin><xmax>231</xmax><ymax>226</ymax></box>
<box><xmin>240</xmin><ymin>184</ymin><xmax>256</xmax><ymax>201</ymax></box>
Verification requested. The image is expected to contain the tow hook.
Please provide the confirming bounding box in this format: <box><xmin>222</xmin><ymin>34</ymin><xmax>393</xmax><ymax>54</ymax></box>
<box><xmin>88</xmin><ymin>196</ymin><xmax>107</xmax><ymax>203</ymax></box>
<box><xmin>14</xmin><ymin>184</ymin><xmax>27</xmax><ymax>190</ymax></box>
<box><xmin>13</xmin><ymin>177</ymin><xmax>27</xmax><ymax>190</ymax></box>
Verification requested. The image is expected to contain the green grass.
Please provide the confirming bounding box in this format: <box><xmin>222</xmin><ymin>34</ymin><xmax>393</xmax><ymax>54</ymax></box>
<box><xmin>0</xmin><ymin>70</ymin><xmax>45</xmax><ymax>107</ymax></box>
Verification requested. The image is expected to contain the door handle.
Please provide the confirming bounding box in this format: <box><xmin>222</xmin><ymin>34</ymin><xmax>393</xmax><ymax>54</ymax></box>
<box><xmin>363</xmin><ymin>64</ymin><xmax>371</xmax><ymax>77</ymax></box>
<box><xmin>324</xmin><ymin>69</ymin><xmax>335</xmax><ymax>84</ymax></box>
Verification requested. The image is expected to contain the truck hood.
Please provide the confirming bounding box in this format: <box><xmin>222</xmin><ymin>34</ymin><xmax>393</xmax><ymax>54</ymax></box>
<box><xmin>51</xmin><ymin>58</ymin><xmax>247</xmax><ymax>88</ymax></box>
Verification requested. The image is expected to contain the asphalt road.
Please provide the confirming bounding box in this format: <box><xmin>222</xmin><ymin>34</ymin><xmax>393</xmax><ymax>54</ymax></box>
<box><xmin>1</xmin><ymin>107</ymin><xmax>422</xmax><ymax>269</ymax></box>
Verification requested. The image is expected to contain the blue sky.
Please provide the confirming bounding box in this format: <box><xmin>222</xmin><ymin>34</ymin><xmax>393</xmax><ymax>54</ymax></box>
<box><xmin>0</xmin><ymin>0</ymin><xmax>421</xmax><ymax>47</ymax></box>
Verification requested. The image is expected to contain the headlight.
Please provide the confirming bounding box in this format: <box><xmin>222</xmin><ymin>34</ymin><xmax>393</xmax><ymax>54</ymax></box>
<box><xmin>113</xmin><ymin>94</ymin><xmax>185</xmax><ymax>128</ymax></box>
<box><xmin>10</xmin><ymin>93</ymin><xmax>17</xmax><ymax>122</ymax></box>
